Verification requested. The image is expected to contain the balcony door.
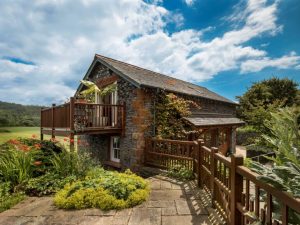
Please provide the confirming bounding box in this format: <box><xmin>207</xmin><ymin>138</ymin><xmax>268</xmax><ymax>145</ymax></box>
<box><xmin>94</xmin><ymin>82</ymin><xmax>118</xmax><ymax>127</ymax></box>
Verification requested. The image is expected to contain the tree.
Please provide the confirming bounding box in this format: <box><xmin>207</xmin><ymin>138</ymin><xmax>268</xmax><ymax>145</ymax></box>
<box><xmin>237</xmin><ymin>77</ymin><xmax>299</xmax><ymax>132</ymax></box>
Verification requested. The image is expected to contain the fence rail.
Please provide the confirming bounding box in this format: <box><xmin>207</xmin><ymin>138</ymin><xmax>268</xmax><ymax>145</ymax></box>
<box><xmin>145</xmin><ymin>138</ymin><xmax>300</xmax><ymax>225</ymax></box>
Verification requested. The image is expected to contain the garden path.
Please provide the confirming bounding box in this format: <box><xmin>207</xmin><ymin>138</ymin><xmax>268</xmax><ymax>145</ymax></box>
<box><xmin>0</xmin><ymin>175</ymin><xmax>213</xmax><ymax>225</ymax></box>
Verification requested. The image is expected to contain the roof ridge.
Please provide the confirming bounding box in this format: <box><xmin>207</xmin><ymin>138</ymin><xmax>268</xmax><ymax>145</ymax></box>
<box><xmin>95</xmin><ymin>54</ymin><xmax>207</xmax><ymax>90</ymax></box>
<box><xmin>94</xmin><ymin>54</ymin><xmax>236</xmax><ymax>105</ymax></box>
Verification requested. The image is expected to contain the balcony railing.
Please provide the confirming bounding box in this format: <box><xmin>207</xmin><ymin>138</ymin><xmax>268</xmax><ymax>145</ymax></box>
<box><xmin>41</xmin><ymin>97</ymin><xmax>125</xmax><ymax>137</ymax></box>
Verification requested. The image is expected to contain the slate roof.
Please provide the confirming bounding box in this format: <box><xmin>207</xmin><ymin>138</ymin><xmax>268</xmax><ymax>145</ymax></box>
<box><xmin>94</xmin><ymin>54</ymin><xmax>237</xmax><ymax>105</ymax></box>
<box><xmin>184</xmin><ymin>114</ymin><xmax>244</xmax><ymax>127</ymax></box>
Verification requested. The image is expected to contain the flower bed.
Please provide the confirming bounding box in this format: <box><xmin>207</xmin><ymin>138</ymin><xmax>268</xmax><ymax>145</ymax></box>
<box><xmin>0</xmin><ymin>136</ymin><xmax>149</xmax><ymax>212</ymax></box>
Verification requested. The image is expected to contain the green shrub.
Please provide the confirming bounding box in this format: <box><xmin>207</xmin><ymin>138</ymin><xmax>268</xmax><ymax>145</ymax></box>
<box><xmin>54</xmin><ymin>168</ymin><xmax>149</xmax><ymax>210</ymax></box>
<box><xmin>167</xmin><ymin>164</ymin><xmax>194</xmax><ymax>181</ymax></box>
<box><xmin>50</xmin><ymin>149</ymin><xmax>96</xmax><ymax>177</ymax></box>
<box><xmin>0</xmin><ymin>148</ymin><xmax>38</xmax><ymax>187</ymax></box>
<box><xmin>0</xmin><ymin>182</ymin><xmax>25</xmax><ymax>213</ymax></box>
<box><xmin>236</xmin><ymin>126</ymin><xmax>259</xmax><ymax>146</ymax></box>
<box><xmin>24</xmin><ymin>173</ymin><xmax>77</xmax><ymax>196</ymax></box>
<box><xmin>0</xmin><ymin>138</ymin><xmax>63</xmax><ymax>178</ymax></box>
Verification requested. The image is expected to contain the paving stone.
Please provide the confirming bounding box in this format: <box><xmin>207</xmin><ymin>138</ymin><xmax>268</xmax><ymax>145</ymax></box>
<box><xmin>77</xmin><ymin>216</ymin><xmax>114</xmax><ymax>225</ymax></box>
<box><xmin>162</xmin><ymin>215</ymin><xmax>211</xmax><ymax>225</ymax></box>
<box><xmin>84</xmin><ymin>208</ymin><xmax>116</xmax><ymax>216</ymax></box>
<box><xmin>150</xmin><ymin>180</ymin><xmax>161</xmax><ymax>190</ymax></box>
<box><xmin>175</xmin><ymin>199</ymin><xmax>207</xmax><ymax>215</ymax></box>
<box><xmin>0</xmin><ymin>216</ymin><xmax>36</xmax><ymax>225</ymax></box>
<box><xmin>171</xmin><ymin>183</ymin><xmax>183</xmax><ymax>190</ymax></box>
<box><xmin>115</xmin><ymin>208</ymin><xmax>132</xmax><ymax>216</ymax></box>
<box><xmin>1</xmin><ymin>197</ymin><xmax>54</xmax><ymax>217</ymax></box>
<box><xmin>160</xmin><ymin>181</ymin><xmax>172</xmax><ymax>189</ymax></box>
<box><xmin>147</xmin><ymin>200</ymin><xmax>174</xmax><ymax>208</ymax></box>
<box><xmin>150</xmin><ymin>190</ymin><xmax>185</xmax><ymax>201</ymax></box>
<box><xmin>162</xmin><ymin>206</ymin><xmax>177</xmax><ymax>216</ymax></box>
<box><xmin>128</xmin><ymin>208</ymin><xmax>161</xmax><ymax>225</ymax></box>
<box><xmin>45</xmin><ymin>210</ymin><xmax>86</xmax><ymax>224</ymax></box>
<box><xmin>111</xmin><ymin>215</ymin><xmax>131</xmax><ymax>225</ymax></box>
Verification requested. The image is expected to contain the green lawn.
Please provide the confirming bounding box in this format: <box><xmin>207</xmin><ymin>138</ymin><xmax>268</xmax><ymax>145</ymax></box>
<box><xmin>0</xmin><ymin>127</ymin><xmax>75</xmax><ymax>149</ymax></box>
<box><xmin>0</xmin><ymin>127</ymin><xmax>40</xmax><ymax>144</ymax></box>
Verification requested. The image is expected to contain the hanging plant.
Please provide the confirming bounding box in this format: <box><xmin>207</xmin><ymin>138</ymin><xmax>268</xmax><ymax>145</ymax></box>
<box><xmin>77</xmin><ymin>80</ymin><xmax>117</xmax><ymax>103</ymax></box>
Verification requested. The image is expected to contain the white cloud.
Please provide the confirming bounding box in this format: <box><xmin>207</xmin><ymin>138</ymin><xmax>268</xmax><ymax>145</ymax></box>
<box><xmin>0</xmin><ymin>0</ymin><xmax>299</xmax><ymax>105</ymax></box>
<box><xmin>184</xmin><ymin>0</ymin><xmax>195</xmax><ymax>6</ymax></box>
<box><xmin>241</xmin><ymin>52</ymin><xmax>300</xmax><ymax>73</ymax></box>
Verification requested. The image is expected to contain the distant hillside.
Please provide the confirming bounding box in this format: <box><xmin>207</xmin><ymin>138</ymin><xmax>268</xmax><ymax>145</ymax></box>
<box><xmin>0</xmin><ymin>101</ymin><xmax>42</xmax><ymax>127</ymax></box>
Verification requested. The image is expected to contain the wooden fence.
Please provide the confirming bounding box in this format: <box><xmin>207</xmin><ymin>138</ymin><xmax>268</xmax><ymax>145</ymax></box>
<box><xmin>145</xmin><ymin>138</ymin><xmax>300</xmax><ymax>225</ymax></box>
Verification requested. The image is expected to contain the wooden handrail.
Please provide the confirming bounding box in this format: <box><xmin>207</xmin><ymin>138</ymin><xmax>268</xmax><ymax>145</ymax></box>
<box><xmin>40</xmin><ymin>100</ymin><xmax>125</xmax><ymax>133</ymax></box>
<box><xmin>237</xmin><ymin>165</ymin><xmax>300</xmax><ymax>214</ymax></box>
<box><xmin>145</xmin><ymin>137</ymin><xmax>300</xmax><ymax>225</ymax></box>
<box><xmin>75</xmin><ymin>102</ymin><xmax>124</xmax><ymax>107</ymax></box>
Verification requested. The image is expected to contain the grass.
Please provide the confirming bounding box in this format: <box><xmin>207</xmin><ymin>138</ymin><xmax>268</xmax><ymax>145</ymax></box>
<box><xmin>0</xmin><ymin>127</ymin><xmax>40</xmax><ymax>144</ymax></box>
<box><xmin>0</xmin><ymin>193</ymin><xmax>26</xmax><ymax>213</ymax></box>
<box><xmin>0</xmin><ymin>127</ymin><xmax>76</xmax><ymax>150</ymax></box>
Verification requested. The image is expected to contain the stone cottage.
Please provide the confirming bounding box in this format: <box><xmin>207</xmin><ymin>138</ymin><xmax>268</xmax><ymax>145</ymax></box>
<box><xmin>40</xmin><ymin>54</ymin><xmax>244</xmax><ymax>170</ymax></box>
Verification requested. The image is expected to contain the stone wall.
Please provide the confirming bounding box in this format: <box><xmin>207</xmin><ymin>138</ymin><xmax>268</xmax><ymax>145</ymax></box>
<box><xmin>77</xmin><ymin>134</ymin><xmax>109</xmax><ymax>164</ymax></box>
<box><xmin>118</xmin><ymin>79</ymin><xmax>153</xmax><ymax>170</ymax></box>
<box><xmin>77</xmin><ymin>62</ymin><xmax>153</xmax><ymax>170</ymax></box>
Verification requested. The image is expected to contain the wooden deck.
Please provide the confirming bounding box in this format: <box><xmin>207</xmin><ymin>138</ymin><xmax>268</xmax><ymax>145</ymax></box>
<box><xmin>40</xmin><ymin>97</ymin><xmax>125</xmax><ymax>138</ymax></box>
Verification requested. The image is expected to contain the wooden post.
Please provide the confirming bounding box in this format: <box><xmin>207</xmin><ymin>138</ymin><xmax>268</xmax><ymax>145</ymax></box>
<box><xmin>69</xmin><ymin>97</ymin><xmax>75</xmax><ymax>152</ymax></box>
<box><xmin>40</xmin><ymin>107</ymin><xmax>44</xmax><ymax>140</ymax></box>
<box><xmin>51</xmin><ymin>104</ymin><xmax>56</xmax><ymax>139</ymax></box>
<box><xmin>122</xmin><ymin>102</ymin><xmax>126</xmax><ymax>137</ymax></box>
<box><xmin>70</xmin><ymin>97</ymin><xmax>75</xmax><ymax>131</ymax></box>
<box><xmin>210</xmin><ymin>147</ymin><xmax>218</xmax><ymax>207</ymax></box>
<box><xmin>211</xmin><ymin>128</ymin><xmax>219</xmax><ymax>147</ymax></box>
<box><xmin>197</xmin><ymin>139</ymin><xmax>204</xmax><ymax>187</ymax></box>
<box><xmin>230</xmin><ymin>154</ymin><xmax>244</xmax><ymax>225</ymax></box>
<box><xmin>281</xmin><ymin>204</ymin><xmax>288</xmax><ymax>225</ymax></box>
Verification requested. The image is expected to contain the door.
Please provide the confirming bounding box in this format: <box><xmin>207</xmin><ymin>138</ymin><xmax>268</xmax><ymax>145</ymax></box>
<box><xmin>95</xmin><ymin>91</ymin><xmax>110</xmax><ymax>127</ymax></box>
<box><xmin>110</xmin><ymin>83</ymin><xmax>118</xmax><ymax>127</ymax></box>
<box><xmin>110</xmin><ymin>136</ymin><xmax>120</xmax><ymax>163</ymax></box>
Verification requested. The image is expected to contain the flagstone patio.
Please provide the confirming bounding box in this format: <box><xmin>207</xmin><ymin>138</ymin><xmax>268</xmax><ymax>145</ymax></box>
<box><xmin>0</xmin><ymin>175</ymin><xmax>214</xmax><ymax>225</ymax></box>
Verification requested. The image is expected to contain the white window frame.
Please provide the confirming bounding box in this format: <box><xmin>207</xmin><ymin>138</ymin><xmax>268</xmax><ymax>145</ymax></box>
<box><xmin>110</xmin><ymin>136</ymin><xmax>121</xmax><ymax>163</ymax></box>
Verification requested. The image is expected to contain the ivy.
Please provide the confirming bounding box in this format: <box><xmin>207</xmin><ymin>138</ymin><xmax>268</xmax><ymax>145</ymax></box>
<box><xmin>154</xmin><ymin>91</ymin><xmax>199</xmax><ymax>139</ymax></box>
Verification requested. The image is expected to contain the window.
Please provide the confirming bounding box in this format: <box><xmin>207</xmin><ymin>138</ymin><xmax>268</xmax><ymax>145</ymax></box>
<box><xmin>110</xmin><ymin>136</ymin><xmax>120</xmax><ymax>162</ymax></box>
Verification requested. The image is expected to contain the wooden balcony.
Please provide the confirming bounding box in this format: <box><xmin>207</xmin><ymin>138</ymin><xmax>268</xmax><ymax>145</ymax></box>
<box><xmin>41</xmin><ymin>97</ymin><xmax>125</xmax><ymax>137</ymax></box>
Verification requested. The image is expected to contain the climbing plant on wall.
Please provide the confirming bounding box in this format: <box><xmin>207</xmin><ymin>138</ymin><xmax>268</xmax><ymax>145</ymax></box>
<box><xmin>154</xmin><ymin>91</ymin><xmax>200</xmax><ymax>140</ymax></box>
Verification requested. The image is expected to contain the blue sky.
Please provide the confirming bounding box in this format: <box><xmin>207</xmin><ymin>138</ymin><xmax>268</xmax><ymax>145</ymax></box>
<box><xmin>0</xmin><ymin>0</ymin><xmax>299</xmax><ymax>105</ymax></box>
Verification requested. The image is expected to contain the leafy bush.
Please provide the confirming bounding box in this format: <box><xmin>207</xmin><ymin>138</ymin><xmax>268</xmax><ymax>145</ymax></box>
<box><xmin>0</xmin><ymin>138</ymin><xmax>63</xmax><ymax>177</ymax></box>
<box><xmin>54</xmin><ymin>168</ymin><xmax>149</xmax><ymax>210</ymax></box>
<box><xmin>0</xmin><ymin>182</ymin><xmax>25</xmax><ymax>213</ymax></box>
<box><xmin>24</xmin><ymin>173</ymin><xmax>77</xmax><ymax>196</ymax></box>
<box><xmin>167</xmin><ymin>164</ymin><xmax>194</xmax><ymax>181</ymax></box>
<box><xmin>50</xmin><ymin>149</ymin><xmax>96</xmax><ymax>177</ymax></box>
<box><xmin>247</xmin><ymin>108</ymin><xmax>300</xmax><ymax>224</ymax></box>
<box><xmin>236</xmin><ymin>126</ymin><xmax>259</xmax><ymax>146</ymax></box>
<box><xmin>0</xmin><ymin>148</ymin><xmax>38</xmax><ymax>187</ymax></box>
